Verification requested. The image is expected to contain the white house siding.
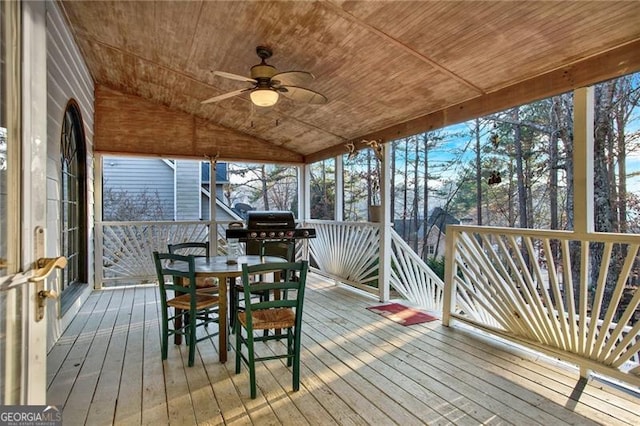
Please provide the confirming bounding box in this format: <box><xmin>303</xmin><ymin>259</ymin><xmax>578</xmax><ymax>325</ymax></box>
<box><xmin>175</xmin><ymin>160</ymin><xmax>201</xmax><ymax>220</ymax></box>
<box><xmin>45</xmin><ymin>0</ymin><xmax>95</xmax><ymax>349</ymax></box>
<box><xmin>201</xmin><ymin>193</ymin><xmax>210</xmax><ymax>219</ymax></box>
<box><xmin>102</xmin><ymin>157</ymin><xmax>175</xmax><ymax>220</ymax></box>
<box><xmin>101</xmin><ymin>158</ymin><xmax>236</xmax><ymax>221</ymax></box>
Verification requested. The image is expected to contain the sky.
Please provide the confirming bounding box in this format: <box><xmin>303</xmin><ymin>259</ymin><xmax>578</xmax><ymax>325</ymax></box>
<box><xmin>400</xmin><ymin>98</ymin><xmax>640</xmax><ymax>200</ymax></box>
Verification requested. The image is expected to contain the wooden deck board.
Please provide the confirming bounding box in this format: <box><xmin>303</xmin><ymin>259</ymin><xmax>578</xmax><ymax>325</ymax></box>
<box><xmin>314</xmin><ymin>280</ymin><xmax>627</xmax><ymax>425</ymax></box>
<box><xmin>46</xmin><ymin>290</ymin><xmax>110</xmax><ymax>405</ymax></box>
<box><xmin>305</xmin><ymin>284</ymin><xmax>524</xmax><ymax>424</ymax></box>
<box><xmin>47</xmin><ymin>274</ymin><xmax>640</xmax><ymax>425</ymax></box>
<box><xmin>140</xmin><ymin>286</ymin><xmax>170</xmax><ymax>425</ymax></box>
<box><xmin>83</xmin><ymin>287</ymin><xmax>132</xmax><ymax>425</ymax></box>
<box><xmin>52</xmin><ymin>289</ymin><xmax>121</xmax><ymax>425</ymax></box>
<box><xmin>114</xmin><ymin>286</ymin><xmax>147</xmax><ymax>425</ymax></box>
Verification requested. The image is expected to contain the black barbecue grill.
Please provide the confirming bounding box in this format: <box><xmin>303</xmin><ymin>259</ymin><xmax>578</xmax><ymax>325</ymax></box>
<box><xmin>225</xmin><ymin>211</ymin><xmax>315</xmax><ymax>328</ymax></box>
<box><xmin>225</xmin><ymin>211</ymin><xmax>316</xmax><ymax>241</ymax></box>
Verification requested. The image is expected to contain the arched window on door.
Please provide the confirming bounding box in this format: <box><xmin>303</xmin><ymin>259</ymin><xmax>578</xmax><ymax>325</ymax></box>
<box><xmin>60</xmin><ymin>100</ymin><xmax>87</xmax><ymax>312</ymax></box>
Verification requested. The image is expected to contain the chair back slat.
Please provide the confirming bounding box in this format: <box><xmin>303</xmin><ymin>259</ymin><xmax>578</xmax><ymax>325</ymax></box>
<box><xmin>153</xmin><ymin>251</ymin><xmax>197</xmax><ymax>296</ymax></box>
<box><xmin>251</xmin><ymin>299</ymin><xmax>298</xmax><ymax>310</ymax></box>
<box><xmin>168</xmin><ymin>241</ymin><xmax>210</xmax><ymax>258</ymax></box>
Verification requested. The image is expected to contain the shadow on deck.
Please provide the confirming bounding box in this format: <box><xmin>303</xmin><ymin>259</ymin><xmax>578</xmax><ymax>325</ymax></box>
<box><xmin>47</xmin><ymin>273</ymin><xmax>640</xmax><ymax>425</ymax></box>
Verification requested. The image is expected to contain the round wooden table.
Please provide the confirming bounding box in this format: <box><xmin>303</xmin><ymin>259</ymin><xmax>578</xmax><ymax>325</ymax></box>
<box><xmin>171</xmin><ymin>255</ymin><xmax>287</xmax><ymax>363</ymax></box>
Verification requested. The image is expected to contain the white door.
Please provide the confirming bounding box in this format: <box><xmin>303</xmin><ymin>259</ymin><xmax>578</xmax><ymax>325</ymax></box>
<box><xmin>0</xmin><ymin>0</ymin><xmax>53</xmax><ymax>404</ymax></box>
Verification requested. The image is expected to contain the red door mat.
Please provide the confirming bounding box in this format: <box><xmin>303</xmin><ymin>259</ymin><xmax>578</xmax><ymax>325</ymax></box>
<box><xmin>366</xmin><ymin>303</ymin><xmax>438</xmax><ymax>326</ymax></box>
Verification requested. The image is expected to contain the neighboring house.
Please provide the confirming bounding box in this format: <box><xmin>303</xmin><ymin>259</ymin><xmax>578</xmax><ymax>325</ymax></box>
<box><xmin>413</xmin><ymin>207</ymin><xmax>470</xmax><ymax>258</ymax></box>
<box><xmin>102</xmin><ymin>157</ymin><xmax>240</xmax><ymax>221</ymax></box>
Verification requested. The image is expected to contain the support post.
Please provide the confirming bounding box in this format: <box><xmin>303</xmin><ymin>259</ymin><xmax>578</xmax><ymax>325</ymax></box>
<box><xmin>209</xmin><ymin>157</ymin><xmax>217</xmax><ymax>254</ymax></box>
<box><xmin>573</xmin><ymin>86</ymin><xmax>595</xmax><ymax>235</ymax></box>
<box><xmin>378</xmin><ymin>144</ymin><xmax>391</xmax><ymax>302</ymax></box>
<box><xmin>335</xmin><ymin>155</ymin><xmax>344</xmax><ymax>222</ymax></box>
<box><xmin>573</xmin><ymin>86</ymin><xmax>594</xmax><ymax>378</ymax></box>
<box><xmin>301</xmin><ymin>164</ymin><xmax>310</xmax><ymax>221</ymax></box>
<box><xmin>301</xmin><ymin>164</ymin><xmax>311</xmax><ymax>260</ymax></box>
<box><xmin>95</xmin><ymin>153</ymin><xmax>104</xmax><ymax>289</ymax></box>
<box><xmin>443</xmin><ymin>227</ymin><xmax>457</xmax><ymax>326</ymax></box>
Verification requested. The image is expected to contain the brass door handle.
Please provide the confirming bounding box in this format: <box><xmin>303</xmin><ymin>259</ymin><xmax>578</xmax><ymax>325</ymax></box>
<box><xmin>29</xmin><ymin>257</ymin><xmax>67</xmax><ymax>283</ymax></box>
<box><xmin>39</xmin><ymin>289</ymin><xmax>58</xmax><ymax>300</ymax></box>
<box><xmin>29</xmin><ymin>256</ymin><xmax>67</xmax><ymax>322</ymax></box>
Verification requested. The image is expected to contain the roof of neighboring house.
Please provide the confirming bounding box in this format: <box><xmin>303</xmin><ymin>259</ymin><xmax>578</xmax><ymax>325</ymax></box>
<box><xmin>427</xmin><ymin>207</ymin><xmax>460</xmax><ymax>234</ymax></box>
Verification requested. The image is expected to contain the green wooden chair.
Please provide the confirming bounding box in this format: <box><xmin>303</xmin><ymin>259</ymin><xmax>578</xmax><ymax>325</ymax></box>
<box><xmin>153</xmin><ymin>251</ymin><xmax>219</xmax><ymax>367</ymax></box>
<box><xmin>235</xmin><ymin>260</ymin><xmax>308</xmax><ymax>398</ymax></box>
<box><xmin>168</xmin><ymin>241</ymin><xmax>219</xmax><ymax>292</ymax></box>
<box><xmin>231</xmin><ymin>240</ymin><xmax>294</xmax><ymax>330</ymax></box>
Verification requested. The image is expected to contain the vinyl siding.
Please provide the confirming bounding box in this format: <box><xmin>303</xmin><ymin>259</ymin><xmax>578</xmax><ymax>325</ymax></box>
<box><xmin>46</xmin><ymin>0</ymin><xmax>95</xmax><ymax>349</ymax></box>
<box><xmin>102</xmin><ymin>157</ymin><xmax>175</xmax><ymax>220</ymax></box>
<box><xmin>175</xmin><ymin>160</ymin><xmax>201</xmax><ymax>220</ymax></box>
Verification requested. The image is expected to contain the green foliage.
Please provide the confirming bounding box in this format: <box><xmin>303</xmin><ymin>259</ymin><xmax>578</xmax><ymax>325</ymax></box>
<box><xmin>309</xmin><ymin>158</ymin><xmax>336</xmax><ymax>220</ymax></box>
<box><xmin>426</xmin><ymin>256</ymin><xmax>445</xmax><ymax>280</ymax></box>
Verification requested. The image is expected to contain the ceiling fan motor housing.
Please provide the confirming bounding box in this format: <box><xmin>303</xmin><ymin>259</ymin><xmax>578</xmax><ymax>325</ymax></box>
<box><xmin>202</xmin><ymin>45</ymin><xmax>327</xmax><ymax>105</ymax></box>
<box><xmin>250</xmin><ymin>63</ymin><xmax>277</xmax><ymax>81</ymax></box>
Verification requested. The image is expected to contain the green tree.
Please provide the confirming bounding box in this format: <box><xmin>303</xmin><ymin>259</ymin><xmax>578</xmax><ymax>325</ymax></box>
<box><xmin>309</xmin><ymin>159</ymin><xmax>336</xmax><ymax>220</ymax></box>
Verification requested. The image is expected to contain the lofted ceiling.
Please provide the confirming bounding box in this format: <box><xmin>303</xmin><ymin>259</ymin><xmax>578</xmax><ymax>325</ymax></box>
<box><xmin>58</xmin><ymin>1</ymin><xmax>640</xmax><ymax>164</ymax></box>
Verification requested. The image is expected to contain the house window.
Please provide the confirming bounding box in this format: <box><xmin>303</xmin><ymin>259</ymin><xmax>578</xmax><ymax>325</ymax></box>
<box><xmin>427</xmin><ymin>245</ymin><xmax>435</xmax><ymax>255</ymax></box>
<box><xmin>60</xmin><ymin>101</ymin><xmax>87</xmax><ymax>305</ymax></box>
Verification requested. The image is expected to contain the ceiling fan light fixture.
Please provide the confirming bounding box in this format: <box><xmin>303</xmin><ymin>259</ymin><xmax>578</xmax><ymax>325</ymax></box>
<box><xmin>250</xmin><ymin>88</ymin><xmax>279</xmax><ymax>107</ymax></box>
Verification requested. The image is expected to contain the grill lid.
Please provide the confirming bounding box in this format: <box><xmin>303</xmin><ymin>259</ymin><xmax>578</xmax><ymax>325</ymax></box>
<box><xmin>247</xmin><ymin>211</ymin><xmax>296</xmax><ymax>229</ymax></box>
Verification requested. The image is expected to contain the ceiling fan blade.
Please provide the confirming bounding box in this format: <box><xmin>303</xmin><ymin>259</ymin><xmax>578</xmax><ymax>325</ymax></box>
<box><xmin>271</xmin><ymin>71</ymin><xmax>314</xmax><ymax>87</ymax></box>
<box><xmin>280</xmin><ymin>86</ymin><xmax>328</xmax><ymax>105</ymax></box>
<box><xmin>201</xmin><ymin>88</ymin><xmax>252</xmax><ymax>104</ymax></box>
<box><xmin>213</xmin><ymin>71</ymin><xmax>257</xmax><ymax>83</ymax></box>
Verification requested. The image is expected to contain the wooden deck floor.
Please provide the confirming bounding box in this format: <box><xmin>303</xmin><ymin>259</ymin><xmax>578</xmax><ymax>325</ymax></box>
<box><xmin>47</xmin><ymin>274</ymin><xmax>640</xmax><ymax>425</ymax></box>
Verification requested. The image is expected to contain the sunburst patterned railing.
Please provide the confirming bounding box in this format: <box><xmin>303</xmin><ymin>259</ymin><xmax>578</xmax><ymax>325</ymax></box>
<box><xmin>99</xmin><ymin>220</ymin><xmax>311</xmax><ymax>286</ymax></box>
<box><xmin>308</xmin><ymin>221</ymin><xmax>381</xmax><ymax>290</ymax></box>
<box><xmin>390</xmin><ymin>230</ymin><xmax>444</xmax><ymax>311</ymax></box>
<box><xmin>99</xmin><ymin>221</ymin><xmax>217</xmax><ymax>285</ymax></box>
<box><xmin>307</xmin><ymin>221</ymin><xmax>444</xmax><ymax>310</ymax></box>
<box><xmin>445</xmin><ymin>225</ymin><xmax>640</xmax><ymax>386</ymax></box>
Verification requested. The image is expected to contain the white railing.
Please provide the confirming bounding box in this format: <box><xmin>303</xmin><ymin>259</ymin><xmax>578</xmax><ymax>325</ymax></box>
<box><xmin>445</xmin><ymin>225</ymin><xmax>640</xmax><ymax>387</ymax></box>
<box><xmin>307</xmin><ymin>221</ymin><xmax>381</xmax><ymax>292</ymax></box>
<box><xmin>390</xmin><ymin>229</ymin><xmax>445</xmax><ymax>312</ymax></box>
<box><xmin>96</xmin><ymin>220</ymin><xmax>237</xmax><ymax>286</ymax></box>
<box><xmin>307</xmin><ymin>220</ymin><xmax>445</xmax><ymax>311</ymax></box>
<box><xmin>98</xmin><ymin>218</ymin><xmax>443</xmax><ymax>312</ymax></box>
<box><xmin>97</xmin><ymin>220</ymin><xmax>309</xmax><ymax>286</ymax></box>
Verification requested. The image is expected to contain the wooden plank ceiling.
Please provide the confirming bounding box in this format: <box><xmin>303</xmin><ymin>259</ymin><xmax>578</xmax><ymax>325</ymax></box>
<box><xmin>59</xmin><ymin>1</ymin><xmax>640</xmax><ymax>164</ymax></box>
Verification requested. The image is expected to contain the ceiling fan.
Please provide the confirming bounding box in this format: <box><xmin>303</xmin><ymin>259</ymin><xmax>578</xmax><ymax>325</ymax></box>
<box><xmin>201</xmin><ymin>46</ymin><xmax>328</xmax><ymax>107</ymax></box>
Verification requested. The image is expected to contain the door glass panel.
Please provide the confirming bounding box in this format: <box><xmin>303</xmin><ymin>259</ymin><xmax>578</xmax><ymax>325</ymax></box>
<box><xmin>0</xmin><ymin>0</ymin><xmax>22</xmax><ymax>404</ymax></box>
<box><xmin>61</xmin><ymin>102</ymin><xmax>87</xmax><ymax>298</ymax></box>
<box><xmin>0</xmin><ymin>1</ymin><xmax>9</xmax><ymax>278</ymax></box>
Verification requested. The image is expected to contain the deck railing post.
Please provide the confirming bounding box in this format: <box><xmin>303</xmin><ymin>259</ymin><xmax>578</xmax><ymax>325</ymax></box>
<box><xmin>443</xmin><ymin>226</ymin><xmax>458</xmax><ymax>326</ymax></box>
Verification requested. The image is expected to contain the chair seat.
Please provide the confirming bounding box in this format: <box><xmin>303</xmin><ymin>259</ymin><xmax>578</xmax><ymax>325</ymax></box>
<box><xmin>168</xmin><ymin>293</ymin><xmax>219</xmax><ymax>310</ymax></box>
<box><xmin>238</xmin><ymin>308</ymin><xmax>295</xmax><ymax>330</ymax></box>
